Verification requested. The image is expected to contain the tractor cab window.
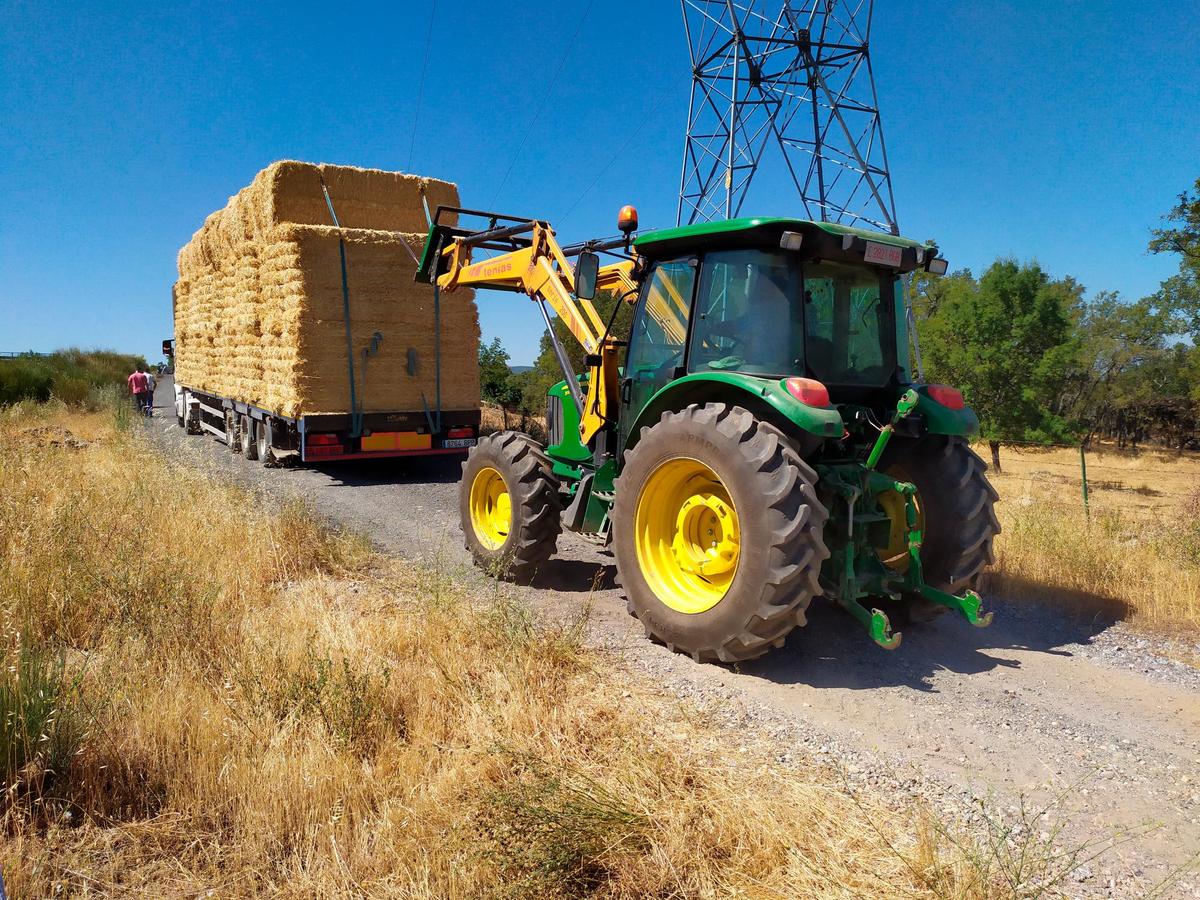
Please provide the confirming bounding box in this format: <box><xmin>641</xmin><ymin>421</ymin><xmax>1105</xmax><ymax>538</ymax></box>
<box><xmin>627</xmin><ymin>259</ymin><xmax>693</xmax><ymax>375</ymax></box>
<box><xmin>802</xmin><ymin>261</ymin><xmax>895</xmax><ymax>386</ymax></box>
<box><xmin>689</xmin><ymin>249</ymin><xmax>802</xmax><ymax>377</ymax></box>
<box><xmin>622</xmin><ymin>259</ymin><xmax>695</xmax><ymax>447</ymax></box>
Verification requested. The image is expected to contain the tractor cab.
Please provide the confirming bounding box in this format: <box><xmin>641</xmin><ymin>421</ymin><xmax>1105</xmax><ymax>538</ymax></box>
<box><xmin>620</xmin><ymin>218</ymin><xmax>941</xmax><ymax>454</ymax></box>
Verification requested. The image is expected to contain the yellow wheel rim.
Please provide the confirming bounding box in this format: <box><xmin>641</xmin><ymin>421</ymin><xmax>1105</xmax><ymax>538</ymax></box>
<box><xmin>635</xmin><ymin>458</ymin><xmax>740</xmax><ymax>614</ymax></box>
<box><xmin>877</xmin><ymin>470</ymin><xmax>923</xmax><ymax>572</ymax></box>
<box><xmin>469</xmin><ymin>466</ymin><xmax>512</xmax><ymax>550</ymax></box>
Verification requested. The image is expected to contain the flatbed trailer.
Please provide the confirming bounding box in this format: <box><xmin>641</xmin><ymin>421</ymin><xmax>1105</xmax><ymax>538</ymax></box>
<box><xmin>173</xmin><ymin>383</ymin><xmax>479</xmax><ymax>464</ymax></box>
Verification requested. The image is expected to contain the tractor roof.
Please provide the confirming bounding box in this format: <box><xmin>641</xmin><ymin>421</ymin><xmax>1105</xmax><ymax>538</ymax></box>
<box><xmin>633</xmin><ymin>216</ymin><xmax>926</xmax><ymax>262</ymax></box>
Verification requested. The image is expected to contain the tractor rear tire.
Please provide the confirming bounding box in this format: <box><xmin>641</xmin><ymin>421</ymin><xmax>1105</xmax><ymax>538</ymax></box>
<box><xmin>460</xmin><ymin>431</ymin><xmax>562</xmax><ymax>581</ymax></box>
<box><xmin>613</xmin><ymin>403</ymin><xmax>829</xmax><ymax>664</ymax></box>
<box><xmin>880</xmin><ymin>435</ymin><xmax>1000</xmax><ymax>622</ymax></box>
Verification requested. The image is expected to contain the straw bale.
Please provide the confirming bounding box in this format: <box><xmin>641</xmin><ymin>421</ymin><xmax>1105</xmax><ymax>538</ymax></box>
<box><xmin>259</xmin><ymin>160</ymin><xmax>459</xmax><ymax>234</ymax></box>
<box><xmin>174</xmin><ymin>161</ymin><xmax>479</xmax><ymax>420</ymax></box>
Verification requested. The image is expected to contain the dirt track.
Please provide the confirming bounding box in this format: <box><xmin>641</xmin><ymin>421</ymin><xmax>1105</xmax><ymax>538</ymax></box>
<box><xmin>150</xmin><ymin>379</ymin><xmax>1200</xmax><ymax>897</ymax></box>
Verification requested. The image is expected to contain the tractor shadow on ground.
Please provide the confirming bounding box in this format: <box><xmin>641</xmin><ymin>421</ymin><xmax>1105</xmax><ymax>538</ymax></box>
<box><xmin>740</xmin><ymin>592</ymin><xmax>1126</xmax><ymax>692</ymax></box>
<box><xmin>311</xmin><ymin>456</ymin><xmax>464</xmax><ymax>488</ymax></box>
<box><xmin>520</xmin><ymin>556</ymin><xmax>1128</xmax><ymax>693</ymax></box>
<box><xmin>529</xmin><ymin>557</ymin><xmax>620</xmax><ymax>594</ymax></box>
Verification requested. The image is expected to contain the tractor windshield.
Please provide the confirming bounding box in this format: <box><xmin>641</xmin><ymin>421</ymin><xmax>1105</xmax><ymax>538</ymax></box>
<box><xmin>690</xmin><ymin>249</ymin><xmax>802</xmax><ymax>377</ymax></box>
<box><xmin>688</xmin><ymin>249</ymin><xmax>896</xmax><ymax>386</ymax></box>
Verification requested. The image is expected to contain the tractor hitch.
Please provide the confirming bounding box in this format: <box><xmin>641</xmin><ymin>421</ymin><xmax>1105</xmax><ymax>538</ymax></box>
<box><xmin>919</xmin><ymin>585</ymin><xmax>994</xmax><ymax>628</ymax></box>
<box><xmin>864</xmin><ymin>388</ymin><xmax>919</xmax><ymax>471</ymax></box>
<box><xmin>819</xmin><ymin>386</ymin><xmax>995</xmax><ymax>649</ymax></box>
<box><xmin>843</xmin><ymin>598</ymin><xmax>903</xmax><ymax>650</ymax></box>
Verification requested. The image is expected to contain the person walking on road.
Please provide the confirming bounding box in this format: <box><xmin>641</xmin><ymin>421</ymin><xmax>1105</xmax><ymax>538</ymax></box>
<box><xmin>127</xmin><ymin>368</ymin><xmax>147</xmax><ymax>414</ymax></box>
<box><xmin>143</xmin><ymin>368</ymin><xmax>157</xmax><ymax>416</ymax></box>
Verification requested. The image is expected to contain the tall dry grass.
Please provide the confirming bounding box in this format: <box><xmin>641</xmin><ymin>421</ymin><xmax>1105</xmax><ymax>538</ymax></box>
<box><xmin>0</xmin><ymin>404</ymin><xmax>1070</xmax><ymax>897</ymax></box>
<box><xmin>979</xmin><ymin>443</ymin><xmax>1200</xmax><ymax>635</ymax></box>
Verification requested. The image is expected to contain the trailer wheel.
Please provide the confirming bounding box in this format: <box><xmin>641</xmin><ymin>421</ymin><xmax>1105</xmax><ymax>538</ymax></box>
<box><xmin>183</xmin><ymin>393</ymin><xmax>201</xmax><ymax>435</ymax></box>
<box><xmin>225</xmin><ymin>413</ymin><xmax>240</xmax><ymax>452</ymax></box>
<box><xmin>257</xmin><ymin>418</ymin><xmax>274</xmax><ymax>465</ymax></box>
<box><xmin>460</xmin><ymin>431</ymin><xmax>561</xmax><ymax>580</ymax></box>
<box><xmin>241</xmin><ymin>416</ymin><xmax>259</xmax><ymax>461</ymax></box>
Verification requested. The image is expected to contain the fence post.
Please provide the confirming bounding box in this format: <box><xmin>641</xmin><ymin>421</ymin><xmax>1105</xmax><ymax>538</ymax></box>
<box><xmin>1079</xmin><ymin>443</ymin><xmax>1090</xmax><ymax>520</ymax></box>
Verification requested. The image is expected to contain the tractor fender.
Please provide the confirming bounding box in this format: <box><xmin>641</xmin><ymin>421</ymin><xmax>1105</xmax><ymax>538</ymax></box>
<box><xmin>913</xmin><ymin>386</ymin><xmax>981</xmax><ymax>437</ymax></box>
<box><xmin>623</xmin><ymin>372</ymin><xmax>843</xmax><ymax>457</ymax></box>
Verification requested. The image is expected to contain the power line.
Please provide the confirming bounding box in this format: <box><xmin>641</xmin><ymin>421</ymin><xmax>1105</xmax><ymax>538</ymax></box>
<box><xmin>488</xmin><ymin>0</ymin><xmax>594</xmax><ymax>206</ymax></box>
<box><xmin>406</xmin><ymin>0</ymin><xmax>438</xmax><ymax>171</ymax></box>
<box><xmin>557</xmin><ymin>90</ymin><xmax>671</xmax><ymax>229</ymax></box>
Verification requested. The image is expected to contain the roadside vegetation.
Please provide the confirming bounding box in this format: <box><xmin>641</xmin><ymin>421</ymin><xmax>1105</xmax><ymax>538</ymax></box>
<box><xmin>898</xmin><ymin>177</ymin><xmax>1199</xmax><ymax>464</ymax></box>
<box><xmin>982</xmin><ymin>443</ymin><xmax>1200</xmax><ymax>637</ymax></box>
<box><xmin>0</xmin><ymin>401</ymin><xmax>1104</xmax><ymax>897</ymax></box>
<box><xmin>0</xmin><ymin>348</ymin><xmax>148</xmax><ymax>407</ymax></box>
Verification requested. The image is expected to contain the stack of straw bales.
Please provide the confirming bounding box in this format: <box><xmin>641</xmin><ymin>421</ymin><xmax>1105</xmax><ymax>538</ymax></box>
<box><xmin>174</xmin><ymin>161</ymin><xmax>479</xmax><ymax>418</ymax></box>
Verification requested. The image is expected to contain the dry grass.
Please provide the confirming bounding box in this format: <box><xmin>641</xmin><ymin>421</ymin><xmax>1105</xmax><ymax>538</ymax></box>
<box><xmin>979</xmin><ymin>442</ymin><xmax>1200</xmax><ymax>635</ymax></box>
<box><xmin>0</xmin><ymin>401</ymin><xmax>1071</xmax><ymax>898</ymax></box>
<box><xmin>480</xmin><ymin>402</ymin><xmax>547</xmax><ymax>441</ymax></box>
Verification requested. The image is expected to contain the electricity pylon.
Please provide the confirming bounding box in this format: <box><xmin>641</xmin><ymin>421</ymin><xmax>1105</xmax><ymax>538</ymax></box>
<box><xmin>677</xmin><ymin>0</ymin><xmax>899</xmax><ymax>234</ymax></box>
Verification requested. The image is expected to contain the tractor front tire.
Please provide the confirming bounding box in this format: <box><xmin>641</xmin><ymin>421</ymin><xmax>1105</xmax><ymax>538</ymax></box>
<box><xmin>613</xmin><ymin>404</ymin><xmax>829</xmax><ymax>664</ymax></box>
<box><xmin>881</xmin><ymin>435</ymin><xmax>1000</xmax><ymax>621</ymax></box>
<box><xmin>460</xmin><ymin>431</ymin><xmax>562</xmax><ymax>581</ymax></box>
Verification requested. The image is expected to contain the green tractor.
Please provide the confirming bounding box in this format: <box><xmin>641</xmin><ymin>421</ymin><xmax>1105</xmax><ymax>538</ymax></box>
<box><xmin>420</xmin><ymin>208</ymin><xmax>999</xmax><ymax>662</ymax></box>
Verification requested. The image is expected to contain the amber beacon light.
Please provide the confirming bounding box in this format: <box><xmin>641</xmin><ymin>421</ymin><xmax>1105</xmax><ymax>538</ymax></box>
<box><xmin>617</xmin><ymin>205</ymin><xmax>639</xmax><ymax>234</ymax></box>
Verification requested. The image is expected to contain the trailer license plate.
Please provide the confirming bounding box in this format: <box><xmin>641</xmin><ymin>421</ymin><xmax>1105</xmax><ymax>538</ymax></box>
<box><xmin>443</xmin><ymin>438</ymin><xmax>476</xmax><ymax>448</ymax></box>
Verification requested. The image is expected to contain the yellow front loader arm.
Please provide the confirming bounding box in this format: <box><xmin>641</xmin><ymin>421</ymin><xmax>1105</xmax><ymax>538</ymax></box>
<box><xmin>431</xmin><ymin>218</ymin><xmax>640</xmax><ymax>447</ymax></box>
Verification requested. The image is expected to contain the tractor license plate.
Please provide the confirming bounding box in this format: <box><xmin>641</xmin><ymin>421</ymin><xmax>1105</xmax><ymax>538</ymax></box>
<box><xmin>443</xmin><ymin>438</ymin><xmax>476</xmax><ymax>448</ymax></box>
<box><xmin>864</xmin><ymin>240</ymin><xmax>903</xmax><ymax>267</ymax></box>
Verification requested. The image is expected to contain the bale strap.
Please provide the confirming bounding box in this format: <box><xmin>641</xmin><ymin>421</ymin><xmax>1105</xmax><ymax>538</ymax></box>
<box><xmin>318</xmin><ymin>175</ymin><xmax>364</xmax><ymax>438</ymax></box>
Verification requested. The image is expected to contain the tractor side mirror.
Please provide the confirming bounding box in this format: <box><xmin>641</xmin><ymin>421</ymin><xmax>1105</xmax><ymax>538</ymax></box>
<box><xmin>575</xmin><ymin>251</ymin><xmax>600</xmax><ymax>300</ymax></box>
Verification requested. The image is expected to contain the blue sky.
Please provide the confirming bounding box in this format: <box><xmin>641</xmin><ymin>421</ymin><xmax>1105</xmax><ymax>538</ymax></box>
<box><xmin>2</xmin><ymin>1</ymin><xmax>1197</xmax><ymax>365</ymax></box>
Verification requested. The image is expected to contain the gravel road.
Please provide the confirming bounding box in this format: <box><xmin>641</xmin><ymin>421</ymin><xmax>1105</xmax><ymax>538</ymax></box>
<box><xmin>150</xmin><ymin>379</ymin><xmax>1200</xmax><ymax>896</ymax></box>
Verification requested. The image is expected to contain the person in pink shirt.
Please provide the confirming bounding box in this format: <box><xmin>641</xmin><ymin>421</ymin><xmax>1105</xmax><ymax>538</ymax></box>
<box><xmin>127</xmin><ymin>369</ymin><xmax>148</xmax><ymax>415</ymax></box>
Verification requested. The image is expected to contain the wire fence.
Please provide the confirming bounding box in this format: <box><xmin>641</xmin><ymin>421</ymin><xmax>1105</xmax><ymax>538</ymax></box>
<box><xmin>981</xmin><ymin>438</ymin><xmax>1198</xmax><ymax>518</ymax></box>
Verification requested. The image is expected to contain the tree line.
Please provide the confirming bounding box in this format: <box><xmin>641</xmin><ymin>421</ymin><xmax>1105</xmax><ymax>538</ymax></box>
<box><xmin>479</xmin><ymin>178</ymin><xmax>1200</xmax><ymax>466</ymax></box>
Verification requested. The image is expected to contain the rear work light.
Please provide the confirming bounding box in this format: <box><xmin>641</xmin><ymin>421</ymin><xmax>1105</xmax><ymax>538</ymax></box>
<box><xmin>925</xmin><ymin>384</ymin><xmax>965</xmax><ymax>410</ymax></box>
<box><xmin>783</xmin><ymin>377</ymin><xmax>830</xmax><ymax>408</ymax></box>
<box><xmin>779</xmin><ymin>230</ymin><xmax>804</xmax><ymax>251</ymax></box>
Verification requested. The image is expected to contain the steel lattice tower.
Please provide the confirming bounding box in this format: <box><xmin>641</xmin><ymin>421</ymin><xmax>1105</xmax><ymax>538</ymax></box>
<box><xmin>677</xmin><ymin>0</ymin><xmax>898</xmax><ymax>233</ymax></box>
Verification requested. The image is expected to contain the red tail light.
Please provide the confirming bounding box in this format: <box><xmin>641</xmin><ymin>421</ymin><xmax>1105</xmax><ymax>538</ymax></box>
<box><xmin>783</xmin><ymin>377</ymin><xmax>830</xmax><ymax>408</ymax></box>
<box><xmin>447</xmin><ymin>427</ymin><xmax>475</xmax><ymax>439</ymax></box>
<box><xmin>305</xmin><ymin>433</ymin><xmax>344</xmax><ymax>457</ymax></box>
<box><xmin>926</xmin><ymin>384</ymin><xmax>965</xmax><ymax>410</ymax></box>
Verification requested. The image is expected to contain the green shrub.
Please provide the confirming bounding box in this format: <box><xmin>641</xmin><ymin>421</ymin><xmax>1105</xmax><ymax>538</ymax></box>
<box><xmin>0</xmin><ymin>349</ymin><xmax>147</xmax><ymax>407</ymax></box>
<box><xmin>478</xmin><ymin>754</ymin><xmax>648</xmax><ymax>898</ymax></box>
